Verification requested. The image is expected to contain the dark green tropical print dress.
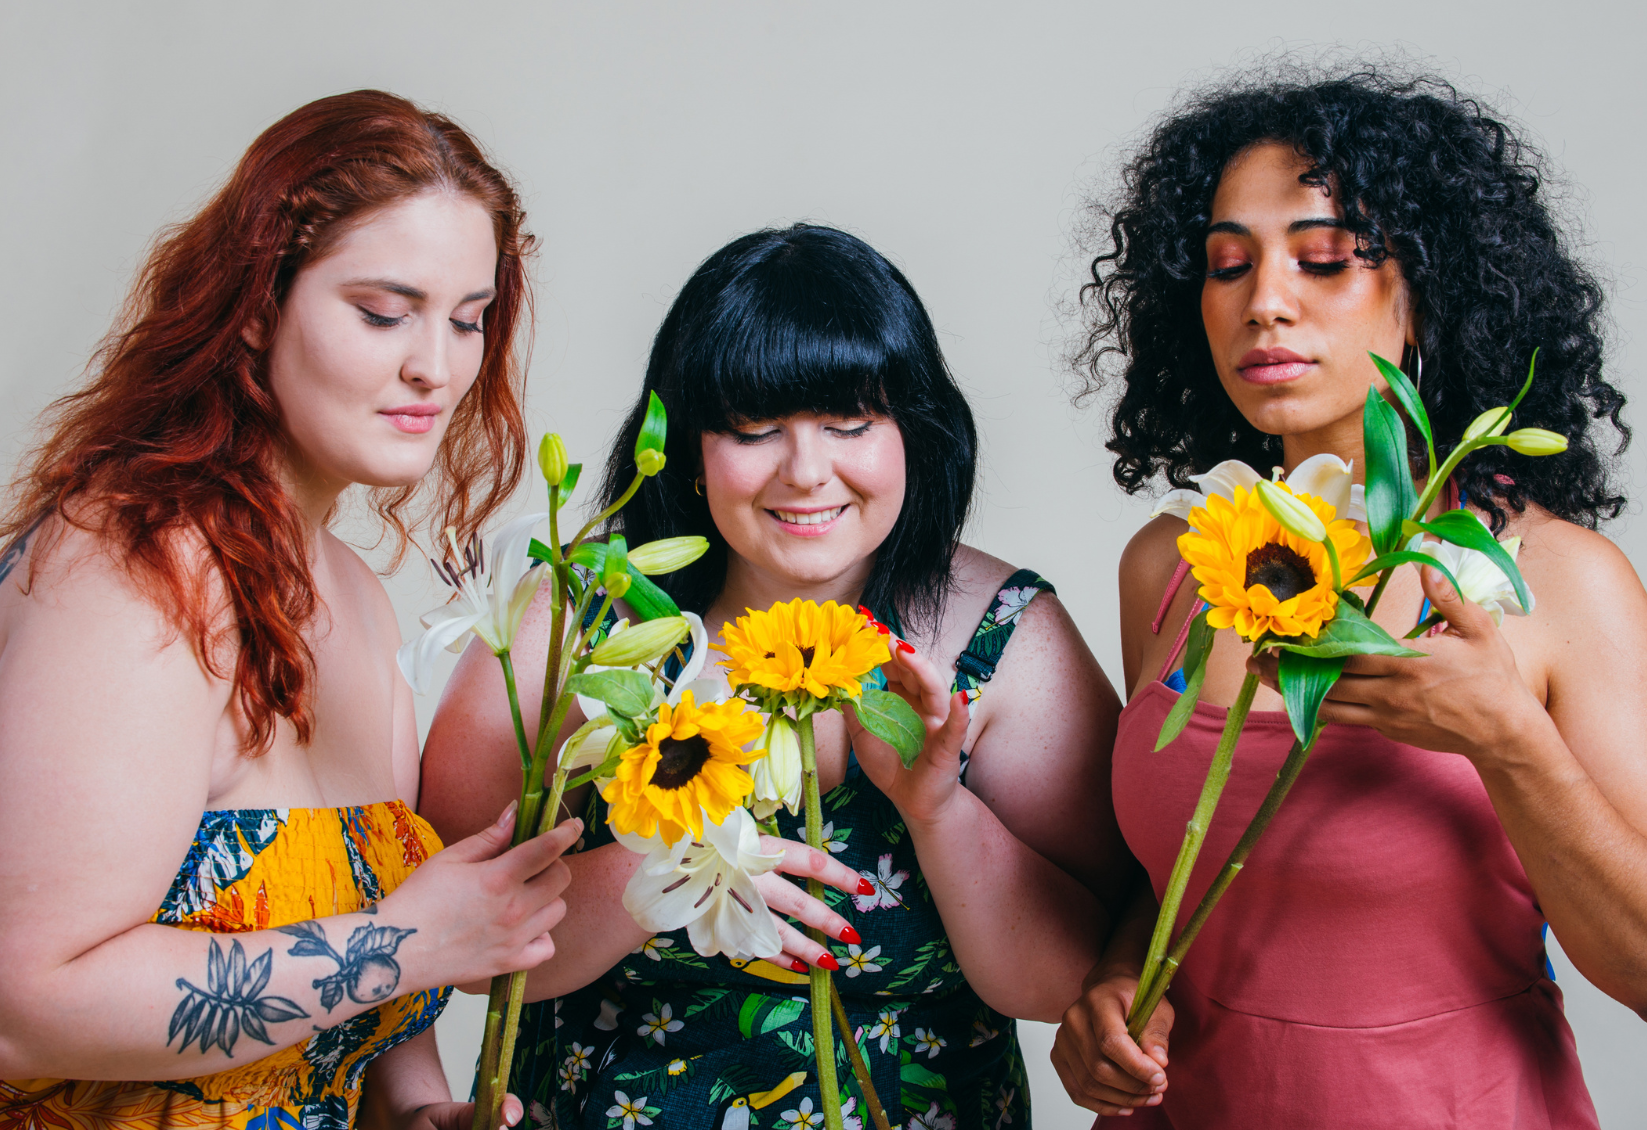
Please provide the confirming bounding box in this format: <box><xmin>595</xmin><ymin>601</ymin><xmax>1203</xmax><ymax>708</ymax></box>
<box><xmin>508</xmin><ymin>572</ymin><xmax>1054</xmax><ymax>1130</ymax></box>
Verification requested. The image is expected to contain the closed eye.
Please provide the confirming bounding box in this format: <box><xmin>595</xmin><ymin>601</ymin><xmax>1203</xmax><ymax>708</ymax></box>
<box><xmin>451</xmin><ymin>317</ymin><xmax>483</xmax><ymax>334</ymax></box>
<box><xmin>1206</xmin><ymin>264</ymin><xmax>1250</xmax><ymax>281</ymax></box>
<box><xmin>732</xmin><ymin>428</ymin><xmax>781</xmax><ymax>445</ymax></box>
<box><xmin>359</xmin><ymin>308</ymin><xmax>405</xmax><ymax>328</ymax></box>
<box><xmin>828</xmin><ymin>422</ymin><xmax>872</xmax><ymax>438</ymax></box>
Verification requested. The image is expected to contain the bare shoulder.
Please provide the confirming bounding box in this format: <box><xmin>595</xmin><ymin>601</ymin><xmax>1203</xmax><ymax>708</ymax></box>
<box><xmin>1501</xmin><ymin>507</ymin><xmax>1647</xmax><ymax>644</ymax></box>
<box><xmin>2</xmin><ymin>516</ymin><xmax>192</xmax><ymax>647</ymax></box>
<box><xmin>1119</xmin><ymin>515</ymin><xmax>1187</xmax><ymax>627</ymax></box>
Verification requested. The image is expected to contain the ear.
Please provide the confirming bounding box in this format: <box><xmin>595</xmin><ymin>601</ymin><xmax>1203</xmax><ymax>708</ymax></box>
<box><xmin>240</xmin><ymin>316</ymin><xmax>268</xmax><ymax>352</ymax></box>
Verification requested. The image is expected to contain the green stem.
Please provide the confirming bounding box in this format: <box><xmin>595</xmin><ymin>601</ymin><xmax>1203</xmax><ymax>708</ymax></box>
<box><xmin>1363</xmin><ymin>567</ymin><xmax>1396</xmax><ymax>618</ymax></box>
<box><xmin>830</xmin><ymin>978</ymin><xmax>892</xmax><ymax>1130</ymax></box>
<box><xmin>1128</xmin><ymin>728</ymin><xmax>1317</xmax><ymax>1041</ymax></box>
<box><xmin>799</xmin><ymin>715</ymin><xmax>844</xmax><ymax>1130</ymax></box>
<box><xmin>1322</xmin><ymin>536</ymin><xmax>1342</xmax><ymax>592</ymax></box>
<box><xmin>568</xmin><ymin>473</ymin><xmax>644</xmax><ymax>553</ymax></box>
<box><xmin>471</xmin><ymin>975</ymin><xmax>510</xmax><ymax>1130</ymax></box>
<box><xmin>1127</xmin><ymin>671</ymin><xmax>1259</xmax><ymax>1033</ymax></box>
<box><xmin>498</xmin><ymin>651</ymin><xmax>534</xmax><ymax>775</ymax></box>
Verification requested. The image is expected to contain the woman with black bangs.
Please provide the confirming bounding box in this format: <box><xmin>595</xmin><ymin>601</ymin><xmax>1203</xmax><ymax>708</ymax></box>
<box><xmin>1051</xmin><ymin>70</ymin><xmax>1639</xmax><ymax>1128</ymax></box>
<box><xmin>421</xmin><ymin>224</ymin><xmax>1128</xmax><ymax>1130</ymax></box>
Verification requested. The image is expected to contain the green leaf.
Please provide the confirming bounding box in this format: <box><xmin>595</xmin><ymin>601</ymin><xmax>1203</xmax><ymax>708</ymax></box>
<box><xmin>1276</xmin><ymin>651</ymin><xmax>1347</xmax><ymax>747</ymax></box>
<box><xmin>1362</xmin><ymin>386</ymin><xmax>1418</xmax><ymax>556</ymax></box>
<box><xmin>1265</xmin><ymin>601</ymin><xmax>1426</xmax><ymax>659</ymax></box>
<box><xmin>604</xmin><ymin>535</ymin><xmax>629</xmax><ymax>588</ymax></box>
<box><xmin>855</xmin><ymin>688</ymin><xmax>926</xmax><ymax>768</ymax></box>
<box><xmin>1347</xmin><ymin>549</ymin><xmax>1462</xmax><ymax>599</ymax></box>
<box><xmin>560</xmin><ymin>462</ymin><xmax>583</xmax><ymax>503</ymax></box>
<box><xmin>1154</xmin><ymin>609</ymin><xmax>1213</xmax><ymax>752</ymax></box>
<box><xmin>1369</xmin><ymin>352</ymin><xmax>1432</xmax><ymax>460</ymax></box>
<box><xmin>564</xmin><ymin>670</ymin><xmax>655</xmax><ymax>717</ymax></box>
<box><xmin>1413</xmin><ymin>509</ymin><xmax>1531</xmax><ymax>612</ymax></box>
<box><xmin>635</xmin><ymin>390</ymin><xmax>668</xmax><ymax>456</ymax></box>
<box><xmin>538</xmin><ymin>540</ymin><xmax>682</xmax><ymax>620</ymax></box>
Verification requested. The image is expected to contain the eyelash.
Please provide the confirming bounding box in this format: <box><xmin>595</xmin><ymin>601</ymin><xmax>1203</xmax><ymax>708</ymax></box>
<box><xmin>730</xmin><ymin>422</ymin><xmax>872</xmax><ymax>444</ymax></box>
<box><xmin>1204</xmin><ymin>259</ymin><xmax>1352</xmax><ymax>280</ymax></box>
<box><xmin>358</xmin><ymin>308</ymin><xmax>484</xmax><ymax>334</ymax></box>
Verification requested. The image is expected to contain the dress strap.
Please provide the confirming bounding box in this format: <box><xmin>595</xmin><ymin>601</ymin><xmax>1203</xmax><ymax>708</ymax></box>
<box><xmin>951</xmin><ymin>569</ymin><xmax>1055</xmax><ymax>703</ymax></box>
<box><xmin>1155</xmin><ymin>558</ymin><xmax>1205</xmax><ymax>685</ymax></box>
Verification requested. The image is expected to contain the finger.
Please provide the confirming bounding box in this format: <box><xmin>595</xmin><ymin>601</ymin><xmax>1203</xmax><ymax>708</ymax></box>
<box><xmin>1094</xmin><ymin>1020</ymin><xmax>1168</xmax><ymax>1090</ymax></box>
<box><xmin>921</xmin><ymin>691</ymin><xmax>970</xmax><ymax>772</ymax></box>
<box><xmin>1313</xmin><ymin>699</ymin><xmax>1382</xmax><ymax>728</ymax></box>
<box><xmin>765</xmin><ymin>837</ymin><xmax>872</xmax><ymax>897</ymax></box>
<box><xmin>512</xmin><ymin>925</ymin><xmax>560</xmax><ymax>969</ymax></box>
<box><xmin>525</xmin><ymin>858</ymin><xmax>573</xmax><ymax>902</ymax></box>
<box><xmin>758</xmin><ymin>871</ymin><xmax>856</xmax><ymax>943</ymax></box>
<box><xmin>1421</xmin><ymin>564</ymin><xmax>1496</xmax><ymax>638</ymax></box>
<box><xmin>501</xmin><ymin>1094</ymin><xmax>524</xmax><ymax>1129</ymax></box>
<box><xmin>435</xmin><ymin>802</ymin><xmax>521</xmax><ymax>864</ymax></box>
<box><xmin>771</xmin><ymin>916</ymin><xmax>839</xmax><ymax>970</ymax></box>
<box><xmin>499</xmin><ymin>818</ymin><xmax>584</xmax><ymax>880</ymax></box>
<box><xmin>886</xmin><ymin>642</ymin><xmax>951</xmax><ymax>723</ymax></box>
<box><xmin>1139</xmin><ymin>997</ymin><xmax>1173</xmax><ymax>1067</ymax></box>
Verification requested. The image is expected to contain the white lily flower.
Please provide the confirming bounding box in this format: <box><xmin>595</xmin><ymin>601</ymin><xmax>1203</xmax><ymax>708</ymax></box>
<box><xmin>559</xmin><ymin>612</ymin><xmax>716</xmax><ymax>775</ymax></box>
<box><xmin>396</xmin><ymin>512</ymin><xmax>548</xmax><ymax>694</ymax></box>
<box><xmin>1418</xmin><ymin>529</ymin><xmax>1533</xmax><ymax>625</ymax></box>
<box><xmin>749</xmin><ymin>714</ymin><xmax>803</xmax><ymax>820</ymax></box>
<box><xmin>618</xmin><ymin>806</ymin><xmax>783</xmax><ymax>960</ymax></box>
<box><xmin>1152</xmin><ymin>454</ymin><xmax>1365</xmax><ymax>525</ymax></box>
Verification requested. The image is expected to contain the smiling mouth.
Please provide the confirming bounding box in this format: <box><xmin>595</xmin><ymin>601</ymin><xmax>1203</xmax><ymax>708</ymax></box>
<box><xmin>770</xmin><ymin>506</ymin><xmax>846</xmax><ymax>527</ymax></box>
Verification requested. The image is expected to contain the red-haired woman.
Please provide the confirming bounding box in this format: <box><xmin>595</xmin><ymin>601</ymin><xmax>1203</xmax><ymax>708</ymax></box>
<box><xmin>0</xmin><ymin>91</ymin><xmax>577</xmax><ymax>1130</ymax></box>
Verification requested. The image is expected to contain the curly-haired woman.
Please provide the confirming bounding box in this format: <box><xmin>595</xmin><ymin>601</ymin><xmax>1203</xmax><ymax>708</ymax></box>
<box><xmin>1051</xmin><ymin>70</ymin><xmax>1637</xmax><ymax>1128</ymax></box>
<box><xmin>0</xmin><ymin>92</ymin><xmax>580</xmax><ymax>1130</ymax></box>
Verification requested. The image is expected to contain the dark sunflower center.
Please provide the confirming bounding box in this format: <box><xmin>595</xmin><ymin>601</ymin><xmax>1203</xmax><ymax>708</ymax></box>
<box><xmin>1244</xmin><ymin>543</ymin><xmax>1316</xmax><ymax>603</ymax></box>
<box><xmin>651</xmin><ymin>734</ymin><xmax>713</xmax><ymax>790</ymax></box>
<box><xmin>798</xmin><ymin>645</ymin><xmax>816</xmax><ymax>667</ymax></box>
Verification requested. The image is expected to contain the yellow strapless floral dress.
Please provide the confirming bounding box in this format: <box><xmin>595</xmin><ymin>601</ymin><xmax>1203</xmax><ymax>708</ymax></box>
<box><xmin>0</xmin><ymin>801</ymin><xmax>451</xmax><ymax>1130</ymax></box>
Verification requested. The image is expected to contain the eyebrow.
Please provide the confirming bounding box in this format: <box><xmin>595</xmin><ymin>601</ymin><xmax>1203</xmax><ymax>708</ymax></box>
<box><xmin>342</xmin><ymin>277</ymin><xmax>496</xmax><ymax>303</ymax></box>
<box><xmin>1206</xmin><ymin>217</ymin><xmax>1347</xmax><ymax>237</ymax></box>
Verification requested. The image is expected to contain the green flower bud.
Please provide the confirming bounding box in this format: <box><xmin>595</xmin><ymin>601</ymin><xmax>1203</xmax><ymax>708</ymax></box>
<box><xmin>1462</xmin><ymin>407</ymin><xmax>1513</xmax><ymax>443</ymax></box>
<box><xmin>590</xmin><ymin>615</ymin><xmax>690</xmax><ymax>667</ymax></box>
<box><xmin>1255</xmin><ymin>479</ymin><xmax>1327</xmax><ymax>543</ymax></box>
<box><xmin>627</xmin><ymin>536</ymin><xmax>710</xmax><ymax>575</ymax></box>
<box><xmin>1504</xmin><ymin>427</ymin><xmax>1568</xmax><ymax>456</ymax></box>
<box><xmin>538</xmin><ymin>432</ymin><xmax>568</xmax><ymax>486</ymax></box>
<box><xmin>636</xmin><ymin>449</ymin><xmax>667</xmax><ymax>477</ymax></box>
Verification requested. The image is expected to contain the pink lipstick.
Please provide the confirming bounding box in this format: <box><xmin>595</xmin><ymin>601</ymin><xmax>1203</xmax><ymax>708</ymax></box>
<box><xmin>381</xmin><ymin>403</ymin><xmax>441</xmax><ymax>434</ymax></box>
<box><xmin>1237</xmin><ymin>347</ymin><xmax>1314</xmax><ymax>385</ymax></box>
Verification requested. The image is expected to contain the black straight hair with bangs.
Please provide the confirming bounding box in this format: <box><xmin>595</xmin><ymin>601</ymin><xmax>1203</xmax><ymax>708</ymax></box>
<box><xmin>596</xmin><ymin>223</ymin><xmax>978</xmax><ymax>629</ymax></box>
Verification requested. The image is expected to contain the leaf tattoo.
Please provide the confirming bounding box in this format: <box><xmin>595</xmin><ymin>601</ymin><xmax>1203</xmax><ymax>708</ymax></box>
<box><xmin>169</xmin><ymin>938</ymin><xmax>309</xmax><ymax>1056</ymax></box>
<box><xmin>276</xmin><ymin>919</ymin><xmax>417</xmax><ymax>1012</ymax></box>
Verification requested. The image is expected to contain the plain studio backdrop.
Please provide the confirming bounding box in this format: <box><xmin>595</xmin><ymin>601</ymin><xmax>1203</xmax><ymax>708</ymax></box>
<box><xmin>5</xmin><ymin>2</ymin><xmax>1645</xmax><ymax>1126</ymax></box>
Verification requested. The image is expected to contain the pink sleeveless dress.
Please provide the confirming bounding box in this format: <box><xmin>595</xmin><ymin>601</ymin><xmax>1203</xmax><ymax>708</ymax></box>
<box><xmin>1107</xmin><ymin>567</ymin><xmax>1598</xmax><ymax>1128</ymax></box>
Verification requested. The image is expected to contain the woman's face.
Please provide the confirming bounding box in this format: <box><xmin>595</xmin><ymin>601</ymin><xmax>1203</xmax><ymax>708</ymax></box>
<box><xmin>263</xmin><ymin>190</ymin><xmax>498</xmax><ymax>502</ymax></box>
<box><xmin>1201</xmin><ymin>141</ymin><xmax>1414</xmax><ymax>462</ymax></box>
<box><xmin>700</xmin><ymin>412</ymin><xmax>907</xmax><ymax>594</ymax></box>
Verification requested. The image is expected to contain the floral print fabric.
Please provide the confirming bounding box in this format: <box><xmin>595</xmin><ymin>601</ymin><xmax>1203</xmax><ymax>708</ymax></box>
<box><xmin>510</xmin><ymin>575</ymin><xmax>1052</xmax><ymax>1130</ymax></box>
<box><xmin>0</xmin><ymin>802</ymin><xmax>450</xmax><ymax>1130</ymax></box>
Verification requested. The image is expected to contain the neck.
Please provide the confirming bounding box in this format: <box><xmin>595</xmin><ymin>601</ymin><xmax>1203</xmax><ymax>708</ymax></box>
<box><xmin>1281</xmin><ymin>411</ymin><xmax>1368</xmax><ymax>484</ymax></box>
<box><xmin>709</xmin><ymin>552</ymin><xmax>877</xmax><ymax>629</ymax></box>
<box><xmin>279</xmin><ymin>448</ymin><xmax>347</xmax><ymax>533</ymax></box>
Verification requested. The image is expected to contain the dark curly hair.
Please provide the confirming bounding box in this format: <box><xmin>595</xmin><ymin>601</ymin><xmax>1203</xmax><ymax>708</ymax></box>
<box><xmin>1078</xmin><ymin>66</ymin><xmax>1627</xmax><ymax>531</ymax></box>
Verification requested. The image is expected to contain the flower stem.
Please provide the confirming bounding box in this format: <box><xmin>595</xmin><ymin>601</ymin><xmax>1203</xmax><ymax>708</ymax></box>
<box><xmin>568</xmin><ymin>472</ymin><xmax>645</xmax><ymax>553</ymax></box>
<box><xmin>799</xmin><ymin>715</ymin><xmax>844</xmax><ymax>1130</ymax></box>
<box><xmin>1128</xmin><ymin>728</ymin><xmax>1317</xmax><ymax>1041</ymax></box>
<box><xmin>830</xmin><ymin>978</ymin><xmax>892</xmax><ymax>1130</ymax></box>
<box><xmin>1127</xmin><ymin>671</ymin><xmax>1259</xmax><ymax>1033</ymax></box>
<box><xmin>471</xmin><ymin>976</ymin><xmax>511</xmax><ymax>1130</ymax></box>
<box><xmin>498</xmin><ymin>651</ymin><xmax>534</xmax><ymax>774</ymax></box>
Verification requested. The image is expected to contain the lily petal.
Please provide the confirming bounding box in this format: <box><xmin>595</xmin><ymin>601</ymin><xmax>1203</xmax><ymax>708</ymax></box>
<box><xmin>397</xmin><ymin>608</ymin><xmax>485</xmax><ymax>694</ymax></box>
<box><xmin>1151</xmin><ymin>489</ymin><xmax>1208</xmax><ymax>520</ymax></box>
<box><xmin>1285</xmin><ymin>454</ymin><xmax>1355</xmax><ymax>521</ymax></box>
<box><xmin>1189</xmin><ymin>460</ymin><xmax>1262</xmax><ymax>502</ymax></box>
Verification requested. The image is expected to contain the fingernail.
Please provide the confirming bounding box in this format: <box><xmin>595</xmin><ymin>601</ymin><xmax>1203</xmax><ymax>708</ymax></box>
<box><xmin>817</xmin><ymin>953</ymin><xmax>840</xmax><ymax>971</ymax></box>
<box><xmin>897</xmin><ymin>640</ymin><xmax>915</xmax><ymax>655</ymax></box>
<box><xmin>839</xmin><ymin>925</ymin><xmax>862</xmax><ymax>944</ymax></box>
<box><xmin>857</xmin><ymin>878</ymin><xmax>876</xmax><ymax>896</ymax></box>
<box><xmin>497</xmin><ymin>800</ymin><xmax>519</xmax><ymax>827</ymax></box>
<box><xmin>791</xmin><ymin>958</ymin><xmax>809</xmax><ymax>973</ymax></box>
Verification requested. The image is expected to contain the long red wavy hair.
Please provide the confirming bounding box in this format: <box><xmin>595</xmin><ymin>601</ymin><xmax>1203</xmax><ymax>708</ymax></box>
<box><xmin>2</xmin><ymin>90</ymin><xmax>533</xmax><ymax>752</ymax></box>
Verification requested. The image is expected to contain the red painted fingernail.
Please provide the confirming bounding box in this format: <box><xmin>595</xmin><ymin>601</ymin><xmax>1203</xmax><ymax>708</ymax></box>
<box><xmin>857</xmin><ymin>878</ymin><xmax>876</xmax><ymax>895</ymax></box>
<box><xmin>876</xmin><ymin>624</ymin><xmax>890</xmax><ymax>635</ymax></box>
<box><xmin>791</xmin><ymin>958</ymin><xmax>809</xmax><ymax>973</ymax></box>
<box><xmin>840</xmin><ymin>925</ymin><xmax>862</xmax><ymax>944</ymax></box>
<box><xmin>817</xmin><ymin>953</ymin><xmax>840</xmax><ymax>971</ymax></box>
<box><xmin>897</xmin><ymin>640</ymin><xmax>915</xmax><ymax>654</ymax></box>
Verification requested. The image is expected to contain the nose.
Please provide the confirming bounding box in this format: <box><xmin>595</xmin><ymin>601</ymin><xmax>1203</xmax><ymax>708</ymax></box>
<box><xmin>399</xmin><ymin>317</ymin><xmax>453</xmax><ymax>390</ymax></box>
<box><xmin>779</xmin><ymin>424</ymin><xmax>832</xmax><ymax>492</ymax></box>
<box><xmin>1244</xmin><ymin>252</ymin><xmax>1299</xmax><ymax>329</ymax></box>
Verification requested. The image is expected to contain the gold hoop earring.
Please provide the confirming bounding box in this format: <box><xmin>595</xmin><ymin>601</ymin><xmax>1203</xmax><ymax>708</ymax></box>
<box><xmin>694</xmin><ymin>477</ymin><xmax>705</xmax><ymax>496</ymax></box>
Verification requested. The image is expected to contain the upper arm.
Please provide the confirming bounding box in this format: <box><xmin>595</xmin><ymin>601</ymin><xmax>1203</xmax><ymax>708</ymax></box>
<box><xmin>0</xmin><ymin>534</ymin><xmax>225</xmax><ymax>993</ymax></box>
<box><xmin>961</xmin><ymin>592</ymin><xmax>1132</xmax><ymax>907</ymax></box>
<box><xmin>1520</xmin><ymin>522</ymin><xmax>1647</xmax><ymax>832</ymax></box>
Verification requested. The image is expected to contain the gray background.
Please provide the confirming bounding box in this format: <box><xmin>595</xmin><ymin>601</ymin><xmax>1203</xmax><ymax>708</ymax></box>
<box><xmin>4</xmin><ymin>2</ymin><xmax>1644</xmax><ymax>1125</ymax></box>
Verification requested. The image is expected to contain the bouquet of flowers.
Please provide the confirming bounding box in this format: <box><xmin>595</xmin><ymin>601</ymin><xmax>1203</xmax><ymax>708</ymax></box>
<box><xmin>399</xmin><ymin>395</ymin><xmax>924</xmax><ymax>1130</ymax></box>
<box><xmin>1126</xmin><ymin>352</ymin><xmax>1567</xmax><ymax>1040</ymax></box>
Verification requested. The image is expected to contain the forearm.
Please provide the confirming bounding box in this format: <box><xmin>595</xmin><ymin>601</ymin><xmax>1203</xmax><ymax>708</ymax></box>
<box><xmin>905</xmin><ymin>787</ymin><xmax>1107</xmax><ymax>1021</ymax></box>
<box><xmin>1472</xmin><ymin>710</ymin><xmax>1647</xmax><ymax>1010</ymax></box>
<box><xmin>1084</xmin><ymin>880</ymin><xmax>1157</xmax><ymax>989</ymax></box>
<box><xmin>0</xmin><ymin>906</ymin><xmax>440</xmax><ymax>1081</ymax></box>
<box><xmin>358</xmin><ymin>1029</ymin><xmax>452</xmax><ymax>1130</ymax></box>
<box><xmin>509</xmin><ymin>843</ymin><xmax>651</xmax><ymax>1003</ymax></box>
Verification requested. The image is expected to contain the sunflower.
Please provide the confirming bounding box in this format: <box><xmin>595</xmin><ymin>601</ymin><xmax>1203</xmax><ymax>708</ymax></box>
<box><xmin>717</xmin><ymin>599</ymin><xmax>892</xmax><ymax>704</ymax></box>
<box><xmin>603</xmin><ymin>690</ymin><xmax>767</xmax><ymax>845</ymax></box>
<box><xmin>1178</xmin><ymin>483</ymin><xmax>1372</xmax><ymax>641</ymax></box>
